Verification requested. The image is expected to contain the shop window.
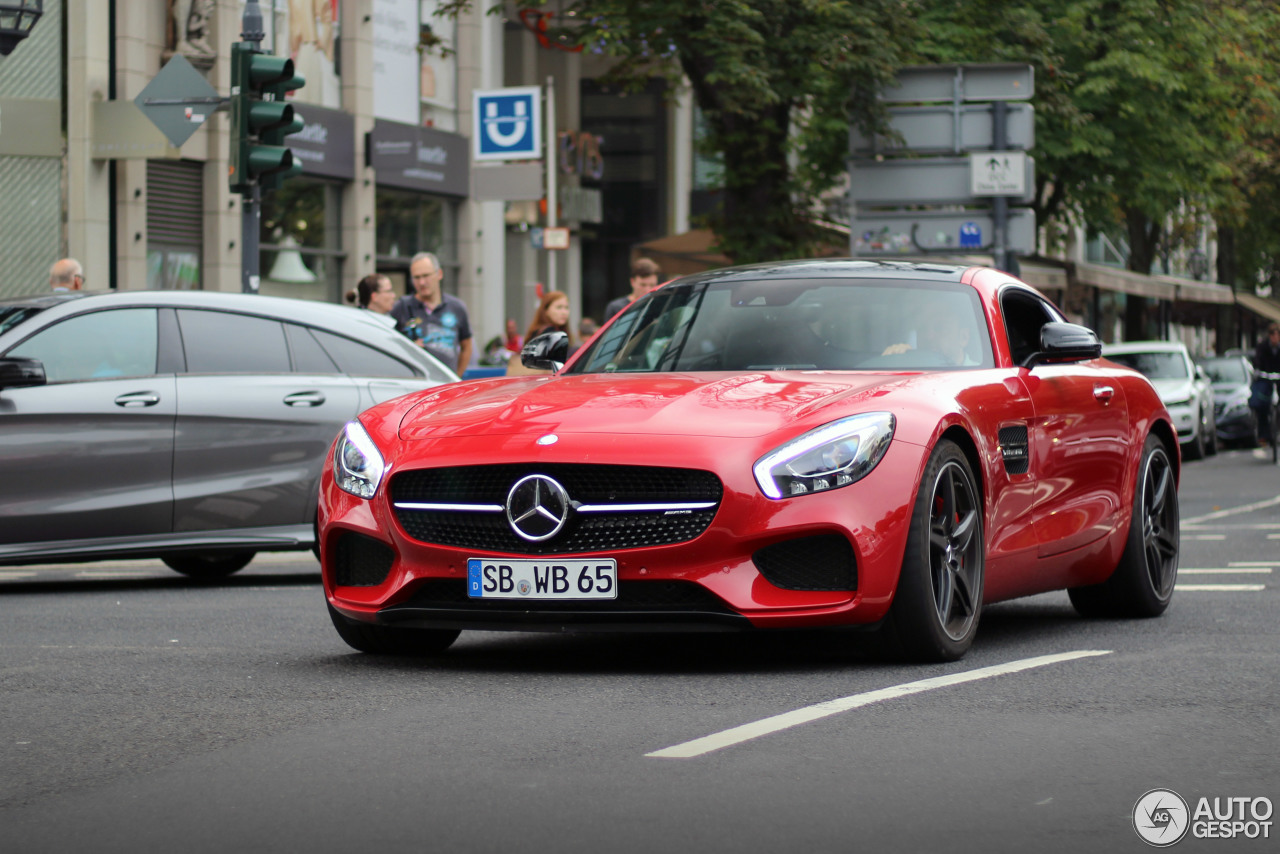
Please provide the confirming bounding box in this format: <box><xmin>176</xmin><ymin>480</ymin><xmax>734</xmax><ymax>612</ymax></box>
<box><xmin>375</xmin><ymin>188</ymin><xmax>458</xmax><ymax>291</ymax></box>
<box><xmin>260</xmin><ymin>178</ymin><xmax>345</xmax><ymax>303</ymax></box>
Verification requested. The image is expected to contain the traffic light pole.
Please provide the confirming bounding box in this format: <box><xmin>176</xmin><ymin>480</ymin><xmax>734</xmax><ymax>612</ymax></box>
<box><xmin>239</xmin><ymin>1</ymin><xmax>265</xmax><ymax>294</ymax></box>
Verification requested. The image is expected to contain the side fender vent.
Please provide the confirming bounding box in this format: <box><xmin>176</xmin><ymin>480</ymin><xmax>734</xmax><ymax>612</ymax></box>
<box><xmin>998</xmin><ymin>425</ymin><xmax>1030</xmax><ymax>475</ymax></box>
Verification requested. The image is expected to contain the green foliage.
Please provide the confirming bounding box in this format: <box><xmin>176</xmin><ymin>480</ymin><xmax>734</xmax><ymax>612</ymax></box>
<box><xmin>916</xmin><ymin>0</ymin><xmax>1280</xmax><ymax>285</ymax></box>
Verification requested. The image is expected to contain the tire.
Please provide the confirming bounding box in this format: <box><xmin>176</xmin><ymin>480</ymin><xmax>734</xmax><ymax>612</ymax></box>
<box><xmin>1068</xmin><ymin>434</ymin><xmax>1178</xmax><ymax>618</ymax></box>
<box><xmin>327</xmin><ymin>603</ymin><xmax>460</xmax><ymax>655</ymax></box>
<box><xmin>162</xmin><ymin>551</ymin><xmax>255</xmax><ymax>578</ymax></box>
<box><xmin>881</xmin><ymin>439</ymin><xmax>984</xmax><ymax>662</ymax></box>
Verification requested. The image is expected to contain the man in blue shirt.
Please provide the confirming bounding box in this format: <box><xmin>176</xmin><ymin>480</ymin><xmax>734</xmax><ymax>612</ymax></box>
<box><xmin>391</xmin><ymin>252</ymin><xmax>473</xmax><ymax>374</ymax></box>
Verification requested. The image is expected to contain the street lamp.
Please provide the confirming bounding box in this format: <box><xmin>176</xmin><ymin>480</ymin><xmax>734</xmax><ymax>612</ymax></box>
<box><xmin>0</xmin><ymin>0</ymin><xmax>42</xmax><ymax>57</ymax></box>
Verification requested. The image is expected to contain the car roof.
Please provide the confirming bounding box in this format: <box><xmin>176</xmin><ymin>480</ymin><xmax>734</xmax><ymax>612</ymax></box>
<box><xmin>661</xmin><ymin>258</ymin><xmax>976</xmax><ymax>288</ymax></box>
<box><xmin>0</xmin><ymin>289</ymin><xmax>395</xmax><ymax>338</ymax></box>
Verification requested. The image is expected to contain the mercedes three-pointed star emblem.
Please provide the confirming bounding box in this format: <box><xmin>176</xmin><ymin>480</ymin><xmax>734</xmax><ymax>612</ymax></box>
<box><xmin>505</xmin><ymin>474</ymin><xmax>572</xmax><ymax>542</ymax></box>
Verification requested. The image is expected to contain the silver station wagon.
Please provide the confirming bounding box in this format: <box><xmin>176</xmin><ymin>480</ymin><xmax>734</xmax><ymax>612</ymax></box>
<box><xmin>0</xmin><ymin>290</ymin><xmax>456</xmax><ymax>577</ymax></box>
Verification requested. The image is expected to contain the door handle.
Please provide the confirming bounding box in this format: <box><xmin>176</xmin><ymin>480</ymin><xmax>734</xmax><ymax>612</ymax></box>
<box><xmin>114</xmin><ymin>391</ymin><xmax>161</xmax><ymax>407</ymax></box>
<box><xmin>284</xmin><ymin>391</ymin><xmax>326</xmax><ymax>407</ymax></box>
<box><xmin>1093</xmin><ymin>384</ymin><xmax>1115</xmax><ymax>404</ymax></box>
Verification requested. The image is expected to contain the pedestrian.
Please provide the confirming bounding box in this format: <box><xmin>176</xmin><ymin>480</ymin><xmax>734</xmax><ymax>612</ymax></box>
<box><xmin>523</xmin><ymin>290</ymin><xmax>573</xmax><ymax>344</ymax></box>
<box><xmin>503</xmin><ymin>318</ymin><xmax>523</xmax><ymax>354</ymax></box>
<box><xmin>578</xmin><ymin>315</ymin><xmax>598</xmax><ymax>341</ymax></box>
<box><xmin>508</xmin><ymin>291</ymin><xmax>574</xmax><ymax>377</ymax></box>
<box><xmin>390</xmin><ymin>252</ymin><xmax>473</xmax><ymax>374</ymax></box>
<box><xmin>345</xmin><ymin>273</ymin><xmax>398</xmax><ymax>317</ymax></box>
<box><xmin>604</xmin><ymin>257</ymin><xmax>662</xmax><ymax>320</ymax></box>
<box><xmin>1250</xmin><ymin>321</ymin><xmax>1280</xmax><ymax>445</ymax></box>
<box><xmin>49</xmin><ymin>258</ymin><xmax>85</xmax><ymax>292</ymax></box>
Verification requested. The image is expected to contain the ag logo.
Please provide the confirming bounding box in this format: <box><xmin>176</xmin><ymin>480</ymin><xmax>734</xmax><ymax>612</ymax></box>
<box><xmin>1133</xmin><ymin>789</ymin><xmax>1190</xmax><ymax>846</ymax></box>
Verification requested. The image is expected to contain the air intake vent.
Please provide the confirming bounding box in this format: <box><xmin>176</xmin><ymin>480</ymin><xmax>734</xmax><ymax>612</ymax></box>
<box><xmin>753</xmin><ymin>535</ymin><xmax>857</xmax><ymax>591</ymax></box>
<box><xmin>334</xmin><ymin>533</ymin><xmax>395</xmax><ymax>587</ymax></box>
<box><xmin>998</xmin><ymin>425</ymin><xmax>1030</xmax><ymax>475</ymax></box>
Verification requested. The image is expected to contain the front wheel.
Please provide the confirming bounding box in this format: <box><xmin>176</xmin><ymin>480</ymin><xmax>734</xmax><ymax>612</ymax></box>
<box><xmin>162</xmin><ymin>551</ymin><xmax>255</xmax><ymax>578</ymax></box>
<box><xmin>327</xmin><ymin>604</ymin><xmax>460</xmax><ymax>655</ymax></box>
<box><xmin>1069</xmin><ymin>434</ymin><xmax>1178</xmax><ymax>618</ymax></box>
<box><xmin>881</xmin><ymin>439</ymin><xmax>985</xmax><ymax>662</ymax></box>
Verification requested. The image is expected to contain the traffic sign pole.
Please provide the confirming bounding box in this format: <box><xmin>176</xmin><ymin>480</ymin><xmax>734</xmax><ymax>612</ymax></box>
<box><xmin>993</xmin><ymin>101</ymin><xmax>1008</xmax><ymax>272</ymax></box>
<box><xmin>545</xmin><ymin>76</ymin><xmax>557</xmax><ymax>294</ymax></box>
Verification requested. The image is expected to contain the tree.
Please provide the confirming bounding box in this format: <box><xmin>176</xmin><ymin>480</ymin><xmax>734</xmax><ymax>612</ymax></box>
<box><xmin>442</xmin><ymin>1</ymin><xmax>919</xmax><ymax>263</ymax></box>
<box><xmin>916</xmin><ymin>0</ymin><xmax>1280</xmax><ymax>293</ymax></box>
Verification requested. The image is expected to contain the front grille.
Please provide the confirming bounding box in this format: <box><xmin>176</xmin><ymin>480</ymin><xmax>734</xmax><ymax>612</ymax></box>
<box><xmin>396</xmin><ymin>578</ymin><xmax>737</xmax><ymax>614</ymax></box>
<box><xmin>390</xmin><ymin>464</ymin><xmax>723</xmax><ymax>555</ymax></box>
<box><xmin>334</xmin><ymin>533</ymin><xmax>395</xmax><ymax>587</ymax></box>
<box><xmin>753</xmin><ymin>534</ymin><xmax>857</xmax><ymax>591</ymax></box>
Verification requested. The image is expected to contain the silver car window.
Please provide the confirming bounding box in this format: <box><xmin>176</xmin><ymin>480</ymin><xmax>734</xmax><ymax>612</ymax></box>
<box><xmin>177</xmin><ymin>310</ymin><xmax>291</xmax><ymax>373</ymax></box>
<box><xmin>7</xmin><ymin>308</ymin><xmax>158</xmax><ymax>383</ymax></box>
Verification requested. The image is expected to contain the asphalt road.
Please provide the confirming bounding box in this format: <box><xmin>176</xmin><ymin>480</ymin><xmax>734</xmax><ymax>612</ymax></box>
<box><xmin>2</xmin><ymin>447</ymin><xmax>1277</xmax><ymax>853</ymax></box>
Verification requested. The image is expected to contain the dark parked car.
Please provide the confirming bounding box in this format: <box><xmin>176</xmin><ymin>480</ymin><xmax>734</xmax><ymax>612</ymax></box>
<box><xmin>1197</xmin><ymin>353</ymin><xmax>1258</xmax><ymax>446</ymax></box>
<box><xmin>0</xmin><ymin>290</ymin><xmax>457</xmax><ymax>576</ymax></box>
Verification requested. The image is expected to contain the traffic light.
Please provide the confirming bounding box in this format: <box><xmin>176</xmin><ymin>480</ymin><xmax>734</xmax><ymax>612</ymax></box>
<box><xmin>229</xmin><ymin>42</ymin><xmax>306</xmax><ymax>194</ymax></box>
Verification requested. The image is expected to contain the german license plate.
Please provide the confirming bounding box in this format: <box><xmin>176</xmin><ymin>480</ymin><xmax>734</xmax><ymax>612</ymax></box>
<box><xmin>467</xmin><ymin>558</ymin><xmax>618</xmax><ymax>600</ymax></box>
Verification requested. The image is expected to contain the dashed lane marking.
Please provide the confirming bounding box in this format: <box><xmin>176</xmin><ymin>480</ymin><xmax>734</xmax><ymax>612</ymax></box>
<box><xmin>646</xmin><ymin>650</ymin><xmax>1113</xmax><ymax>759</ymax></box>
<box><xmin>1176</xmin><ymin>584</ymin><xmax>1266</xmax><ymax>592</ymax></box>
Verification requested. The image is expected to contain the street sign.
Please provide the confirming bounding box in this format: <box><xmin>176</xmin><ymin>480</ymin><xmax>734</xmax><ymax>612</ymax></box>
<box><xmin>133</xmin><ymin>54</ymin><xmax>220</xmax><ymax>148</ymax></box>
<box><xmin>850</xmin><ymin>103</ymin><xmax>1034</xmax><ymax>155</ymax></box>
<box><xmin>473</xmin><ymin>86</ymin><xmax>542</xmax><ymax>161</ymax></box>
<box><xmin>881</xmin><ymin>64</ymin><xmax>1034</xmax><ymax>103</ymax></box>
<box><xmin>472</xmin><ymin>162</ymin><xmax>543</xmax><ymax>201</ymax></box>
<box><xmin>852</xmin><ymin>208</ymin><xmax>1036</xmax><ymax>255</ymax></box>
<box><xmin>970</xmin><ymin>151</ymin><xmax>1027</xmax><ymax>196</ymax></box>
<box><xmin>850</xmin><ymin>156</ymin><xmax>1035</xmax><ymax>205</ymax></box>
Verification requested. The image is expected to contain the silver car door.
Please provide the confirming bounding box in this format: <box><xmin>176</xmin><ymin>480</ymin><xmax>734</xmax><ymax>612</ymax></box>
<box><xmin>171</xmin><ymin>309</ymin><xmax>360</xmax><ymax>533</ymax></box>
<box><xmin>0</xmin><ymin>308</ymin><xmax>174</xmax><ymax>547</ymax></box>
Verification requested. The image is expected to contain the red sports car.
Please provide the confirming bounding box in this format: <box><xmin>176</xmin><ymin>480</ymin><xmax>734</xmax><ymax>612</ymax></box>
<box><xmin>319</xmin><ymin>260</ymin><xmax>1180</xmax><ymax>661</ymax></box>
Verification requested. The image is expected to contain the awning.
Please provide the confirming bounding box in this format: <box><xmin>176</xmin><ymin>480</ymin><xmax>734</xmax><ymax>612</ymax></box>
<box><xmin>1073</xmin><ymin>261</ymin><xmax>1234</xmax><ymax>305</ymax></box>
<box><xmin>635</xmin><ymin>229</ymin><xmax>731</xmax><ymax>277</ymax></box>
<box><xmin>1236</xmin><ymin>292</ymin><xmax>1280</xmax><ymax>325</ymax></box>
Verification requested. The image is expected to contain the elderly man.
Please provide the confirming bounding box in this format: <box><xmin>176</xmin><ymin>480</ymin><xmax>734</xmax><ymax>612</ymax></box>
<box><xmin>390</xmin><ymin>252</ymin><xmax>473</xmax><ymax>374</ymax></box>
<box><xmin>49</xmin><ymin>258</ymin><xmax>85</xmax><ymax>292</ymax></box>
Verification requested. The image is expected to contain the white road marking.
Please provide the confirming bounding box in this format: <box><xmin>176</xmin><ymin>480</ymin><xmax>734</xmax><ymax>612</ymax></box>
<box><xmin>1180</xmin><ymin>568</ymin><xmax>1272</xmax><ymax>574</ymax></box>
<box><xmin>1190</xmin><ymin>534</ymin><xmax>1226</xmax><ymax>540</ymax></box>
<box><xmin>0</xmin><ymin>571</ymin><xmax>38</xmax><ymax>580</ymax></box>
<box><xmin>1176</xmin><ymin>584</ymin><xmax>1266</xmax><ymax>592</ymax></box>
<box><xmin>1182</xmin><ymin>495</ymin><xmax>1280</xmax><ymax>525</ymax></box>
<box><xmin>646</xmin><ymin>650</ymin><xmax>1113</xmax><ymax>759</ymax></box>
<box><xmin>1229</xmin><ymin>561</ymin><xmax>1280</xmax><ymax>567</ymax></box>
<box><xmin>1268</xmin><ymin>534</ymin><xmax>1280</xmax><ymax>540</ymax></box>
<box><xmin>74</xmin><ymin>570</ymin><xmax>157</xmax><ymax>579</ymax></box>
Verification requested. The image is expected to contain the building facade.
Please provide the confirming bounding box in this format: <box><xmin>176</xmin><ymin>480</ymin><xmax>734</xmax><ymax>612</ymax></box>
<box><xmin>0</xmin><ymin>0</ymin><xmax>698</xmax><ymax>364</ymax></box>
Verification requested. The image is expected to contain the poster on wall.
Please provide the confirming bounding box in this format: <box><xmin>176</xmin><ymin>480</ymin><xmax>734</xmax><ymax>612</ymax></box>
<box><xmin>286</xmin><ymin>0</ymin><xmax>342</xmax><ymax>109</ymax></box>
<box><xmin>373</xmin><ymin>0</ymin><xmax>420</xmax><ymax>124</ymax></box>
<box><xmin>420</xmin><ymin>0</ymin><xmax>457</xmax><ymax>128</ymax></box>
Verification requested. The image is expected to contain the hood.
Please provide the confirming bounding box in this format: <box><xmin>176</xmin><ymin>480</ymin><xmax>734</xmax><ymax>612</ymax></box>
<box><xmin>1146</xmin><ymin>377</ymin><xmax>1195</xmax><ymax>404</ymax></box>
<box><xmin>398</xmin><ymin>372</ymin><xmax>909</xmax><ymax>441</ymax></box>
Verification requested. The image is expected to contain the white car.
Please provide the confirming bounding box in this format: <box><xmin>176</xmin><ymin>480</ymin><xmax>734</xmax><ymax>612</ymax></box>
<box><xmin>1103</xmin><ymin>340</ymin><xmax>1216</xmax><ymax>459</ymax></box>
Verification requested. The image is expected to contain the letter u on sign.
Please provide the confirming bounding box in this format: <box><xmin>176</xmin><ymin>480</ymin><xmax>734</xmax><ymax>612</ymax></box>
<box><xmin>473</xmin><ymin>86</ymin><xmax>543</xmax><ymax>161</ymax></box>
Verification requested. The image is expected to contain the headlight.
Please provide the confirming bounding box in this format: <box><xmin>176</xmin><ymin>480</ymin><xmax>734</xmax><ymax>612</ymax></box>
<box><xmin>1163</xmin><ymin>395</ymin><xmax>1191</xmax><ymax>407</ymax></box>
<box><xmin>753</xmin><ymin>412</ymin><xmax>895</xmax><ymax>499</ymax></box>
<box><xmin>334</xmin><ymin>421</ymin><xmax>386</xmax><ymax>499</ymax></box>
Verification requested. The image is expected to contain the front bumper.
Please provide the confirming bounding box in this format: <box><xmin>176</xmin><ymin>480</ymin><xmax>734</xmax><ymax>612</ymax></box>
<box><xmin>320</xmin><ymin>435</ymin><xmax>929</xmax><ymax>633</ymax></box>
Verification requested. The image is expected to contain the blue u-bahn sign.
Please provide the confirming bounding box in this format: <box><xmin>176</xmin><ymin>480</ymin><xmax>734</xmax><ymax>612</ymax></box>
<box><xmin>473</xmin><ymin>86</ymin><xmax>542</xmax><ymax>162</ymax></box>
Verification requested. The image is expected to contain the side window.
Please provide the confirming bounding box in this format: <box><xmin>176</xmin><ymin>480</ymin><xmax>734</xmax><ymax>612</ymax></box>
<box><xmin>1001</xmin><ymin>291</ymin><xmax>1057</xmax><ymax>367</ymax></box>
<box><xmin>7</xmin><ymin>309</ymin><xmax>158</xmax><ymax>383</ymax></box>
<box><xmin>312</xmin><ymin>329</ymin><xmax>418</xmax><ymax>378</ymax></box>
<box><xmin>177</xmin><ymin>310</ymin><xmax>291</xmax><ymax>373</ymax></box>
<box><xmin>285</xmin><ymin>324</ymin><xmax>340</xmax><ymax>374</ymax></box>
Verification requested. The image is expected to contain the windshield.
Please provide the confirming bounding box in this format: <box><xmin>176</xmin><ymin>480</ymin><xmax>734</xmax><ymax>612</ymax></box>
<box><xmin>570</xmin><ymin>278</ymin><xmax>993</xmax><ymax>373</ymax></box>
<box><xmin>1107</xmin><ymin>351</ymin><xmax>1188</xmax><ymax>380</ymax></box>
<box><xmin>1199</xmin><ymin>357</ymin><xmax>1248</xmax><ymax>385</ymax></box>
<box><xmin>0</xmin><ymin>305</ymin><xmax>45</xmax><ymax>336</ymax></box>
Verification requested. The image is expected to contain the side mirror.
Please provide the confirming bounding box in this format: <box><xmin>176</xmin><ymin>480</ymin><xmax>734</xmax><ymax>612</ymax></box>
<box><xmin>520</xmin><ymin>331</ymin><xmax>569</xmax><ymax>372</ymax></box>
<box><xmin>1021</xmin><ymin>322</ymin><xmax>1102</xmax><ymax>369</ymax></box>
<box><xmin>0</xmin><ymin>357</ymin><xmax>46</xmax><ymax>390</ymax></box>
